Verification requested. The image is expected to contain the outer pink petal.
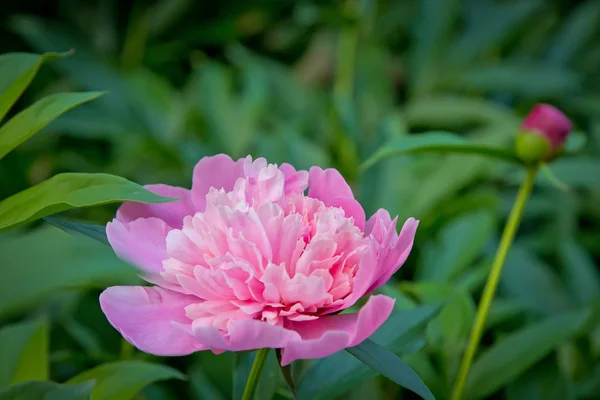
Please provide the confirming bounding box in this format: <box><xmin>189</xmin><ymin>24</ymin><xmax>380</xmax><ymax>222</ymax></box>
<box><xmin>116</xmin><ymin>184</ymin><xmax>194</xmax><ymax>229</ymax></box>
<box><xmin>368</xmin><ymin>217</ymin><xmax>419</xmax><ymax>292</ymax></box>
<box><xmin>192</xmin><ymin>154</ymin><xmax>246</xmax><ymax>211</ymax></box>
<box><xmin>100</xmin><ymin>286</ymin><xmax>206</xmax><ymax>356</ymax></box>
<box><xmin>280</xmin><ymin>295</ymin><xmax>395</xmax><ymax>365</ymax></box>
<box><xmin>191</xmin><ymin>319</ymin><xmax>301</xmax><ymax>352</ymax></box>
<box><xmin>308</xmin><ymin>167</ymin><xmax>354</xmax><ymax>200</ymax></box>
<box><xmin>106</xmin><ymin>217</ymin><xmax>170</xmax><ymax>275</ymax></box>
<box><xmin>308</xmin><ymin>167</ymin><xmax>365</xmax><ymax>230</ymax></box>
<box><xmin>280</xmin><ymin>163</ymin><xmax>309</xmax><ymax>195</ymax></box>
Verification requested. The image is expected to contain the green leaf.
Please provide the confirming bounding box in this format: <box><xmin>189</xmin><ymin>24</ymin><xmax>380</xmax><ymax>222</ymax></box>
<box><xmin>417</xmin><ymin>211</ymin><xmax>495</xmax><ymax>281</ymax></box>
<box><xmin>444</xmin><ymin>64</ymin><xmax>581</xmax><ymax>97</ymax></box>
<box><xmin>233</xmin><ymin>352</ymin><xmax>254</xmax><ymax>400</ymax></box>
<box><xmin>0</xmin><ymin>226</ymin><xmax>139</xmax><ymax>317</ymax></box>
<box><xmin>346</xmin><ymin>339</ymin><xmax>435</xmax><ymax>400</ymax></box>
<box><xmin>44</xmin><ymin>381</ymin><xmax>96</xmax><ymax>400</ymax></box>
<box><xmin>0</xmin><ymin>52</ymin><xmax>63</xmax><ymax>122</ymax></box>
<box><xmin>361</xmin><ymin>132</ymin><xmax>521</xmax><ymax>171</ymax></box>
<box><xmin>501</xmin><ymin>244</ymin><xmax>574</xmax><ymax>316</ymax></box>
<box><xmin>0</xmin><ymin>91</ymin><xmax>104</xmax><ymax>160</ymax></box>
<box><xmin>0</xmin><ymin>319</ymin><xmax>48</xmax><ymax>388</ymax></box>
<box><xmin>297</xmin><ymin>305</ymin><xmax>439</xmax><ymax>400</ymax></box>
<box><xmin>0</xmin><ymin>173</ymin><xmax>175</xmax><ymax>231</ymax></box>
<box><xmin>66</xmin><ymin>361</ymin><xmax>185</xmax><ymax>400</ymax></box>
<box><xmin>466</xmin><ymin>309</ymin><xmax>591</xmax><ymax>399</ymax></box>
<box><xmin>564</xmin><ymin>131</ymin><xmax>588</xmax><ymax>153</ymax></box>
<box><xmin>0</xmin><ymin>380</ymin><xmax>94</xmax><ymax>400</ymax></box>
<box><xmin>559</xmin><ymin>239</ymin><xmax>600</xmax><ymax>306</ymax></box>
<box><xmin>44</xmin><ymin>217</ymin><xmax>109</xmax><ymax>246</ymax></box>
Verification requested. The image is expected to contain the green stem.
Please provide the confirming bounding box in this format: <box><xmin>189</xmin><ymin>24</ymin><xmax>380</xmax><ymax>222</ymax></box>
<box><xmin>451</xmin><ymin>166</ymin><xmax>539</xmax><ymax>400</ymax></box>
<box><xmin>241</xmin><ymin>348</ymin><xmax>270</xmax><ymax>400</ymax></box>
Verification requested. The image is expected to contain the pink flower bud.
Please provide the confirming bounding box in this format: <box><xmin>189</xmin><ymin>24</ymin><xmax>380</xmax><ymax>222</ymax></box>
<box><xmin>516</xmin><ymin>104</ymin><xmax>573</xmax><ymax>163</ymax></box>
<box><xmin>521</xmin><ymin>104</ymin><xmax>572</xmax><ymax>150</ymax></box>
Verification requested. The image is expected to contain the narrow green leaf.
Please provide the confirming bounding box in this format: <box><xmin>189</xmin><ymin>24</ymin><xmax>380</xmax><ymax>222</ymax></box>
<box><xmin>466</xmin><ymin>309</ymin><xmax>591</xmax><ymax>399</ymax></box>
<box><xmin>0</xmin><ymin>52</ymin><xmax>64</xmax><ymax>122</ymax></box>
<box><xmin>66</xmin><ymin>361</ymin><xmax>185</xmax><ymax>400</ymax></box>
<box><xmin>361</xmin><ymin>132</ymin><xmax>521</xmax><ymax>171</ymax></box>
<box><xmin>0</xmin><ymin>91</ymin><xmax>104</xmax><ymax>159</ymax></box>
<box><xmin>297</xmin><ymin>305</ymin><xmax>439</xmax><ymax>400</ymax></box>
<box><xmin>444</xmin><ymin>64</ymin><xmax>581</xmax><ymax>97</ymax></box>
<box><xmin>277</xmin><ymin>351</ymin><xmax>296</xmax><ymax>399</ymax></box>
<box><xmin>0</xmin><ymin>319</ymin><xmax>48</xmax><ymax>388</ymax></box>
<box><xmin>44</xmin><ymin>217</ymin><xmax>109</xmax><ymax>246</ymax></box>
<box><xmin>347</xmin><ymin>339</ymin><xmax>435</xmax><ymax>400</ymax></box>
<box><xmin>559</xmin><ymin>239</ymin><xmax>600</xmax><ymax>306</ymax></box>
<box><xmin>0</xmin><ymin>173</ymin><xmax>175</xmax><ymax>231</ymax></box>
<box><xmin>0</xmin><ymin>226</ymin><xmax>139</xmax><ymax>317</ymax></box>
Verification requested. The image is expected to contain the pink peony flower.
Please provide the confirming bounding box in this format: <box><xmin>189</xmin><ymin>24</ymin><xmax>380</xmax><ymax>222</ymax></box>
<box><xmin>100</xmin><ymin>155</ymin><xmax>418</xmax><ymax>365</ymax></box>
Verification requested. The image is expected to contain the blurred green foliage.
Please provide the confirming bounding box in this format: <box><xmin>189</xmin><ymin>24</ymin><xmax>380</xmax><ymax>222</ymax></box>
<box><xmin>1</xmin><ymin>0</ymin><xmax>600</xmax><ymax>399</ymax></box>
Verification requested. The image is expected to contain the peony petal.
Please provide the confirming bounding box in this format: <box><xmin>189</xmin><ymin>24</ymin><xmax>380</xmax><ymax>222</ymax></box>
<box><xmin>100</xmin><ymin>286</ymin><xmax>206</xmax><ymax>356</ymax></box>
<box><xmin>192</xmin><ymin>154</ymin><xmax>245</xmax><ymax>211</ymax></box>
<box><xmin>116</xmin><ymin>184</ymin><xmax>194</xmax><ymax>229</ymax></box>
<box><xmin>280</xmin><ymin>295</ymin><xmax>395</xmax><ymax>365</ymax></box>
<box><xmin>192</xmin><ymin>318</ymin><xmax>301</xmax><ymax>352</ymax></box>
<box><xmin>308</xmin><ymin>167</ymin><xmax>354</xmax><ymax>201</ymax></box>
<box><xmin>308</xmin><ymin>167</ymin><xmax>365</xmax><ymax>230</ymax></box>
<box><xmin>365</xmin><ymin>209</ymin><xmax>393</xmax><ymax>240</ymax></box>
<box><xmin>329</xmin><ymin>196</ymin><xmax>366</xmax><ymax>232</ymax></box>
<box><xmin>280</xmin><ymin>163</ymin><xmax>309</xmax><ymax>195</ymax></box>
<box><xmin>367</xmin><ymin>218</ymin><xmax>419</xmax><ymax>292</ymax></box>
<box><xmin>107</xmin><ymin>217</ymin><xmax>170</xmax><ymax>275</ymax></box>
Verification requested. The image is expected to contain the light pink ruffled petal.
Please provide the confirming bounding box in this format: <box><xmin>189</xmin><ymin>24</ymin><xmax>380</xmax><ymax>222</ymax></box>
<box><xmin>308</xmin><ymin>167</ymin><xmax>354</xmax><ymax>200</ymax></box>
<box><xmin>280</xmin><ymin>163</ymin><xmax>309</xmax><ymax>195</ymax></box>
<box><xmin>100</xmin><ymin>286</ymin><xmax>206</xmax><ymax>356</ymax></box>
<box><xmin>329</xmin><ymin>197</ymin><xmax>366</xmax><ymax>231</ymax></box>
<box><xmin>192</xmin><ymin>154</ymin><xmax>245</xmax><ymax>211</ymax></box>
<box><xmin>368</xmin><ymin>218</ymin><xmax>419</xmax><ymax>292</ymax></box>
<box><xmin>191</xmin><ymin>319</ymin><xmax>301</xmax><ymax>352</ymax></box>
<box><xmin>116</xmin><ymin>184</ymin><xmax>194</xmax><ymax>229</ymax></box>
<box><xmin>106</xmin><ymin>217</ymin><xmax>170</xmax><ymax>275</ymax></box>
<box><xmin>365</xmin><ymin>209</ymin><xmax>393</xmax><ymax>239</ymax></box>
<box><xmin>280</xmin><ymin>295</ymin><xmax>395</xmax><ymax>365</ymax></box>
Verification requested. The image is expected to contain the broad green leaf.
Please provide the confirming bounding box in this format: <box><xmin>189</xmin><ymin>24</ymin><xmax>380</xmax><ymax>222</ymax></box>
<box><xmin>559</xmin><ymin>240</ymin><xmax>600</xmax><ymax>306</ymax></box>
<box><xmin>0</xmin><ymin>91</ymin><xmax>104</xmax><ymax>160</ymax></box>
<box><xmin>66</xmin><ymin>361</ymin><xmax>185</xmax><ymax>400</ymax></box>
<box><xmin>297</xmin><ymin>305</ymin><xmax>439</xmax><ymax>400</ymax></box>
<box><xmin>501</xmin><ymin>244</ymin><xmax>574</xmax><ymax>316</ymax></box>
<box><xmin>0</xmin><ymin>173</ymin><xmax>175</xmax><ymax>231</ymax></box>
<box><xmin>44</xmin><ymin>217</ymin><xmax>109</xmax><ymax>246</ymax></box>
<box><xmin>44</xmin><ymin>381</ymin><xmax>96</xmax><ymax>400</ymax></box>
<box><xmin>542</xmin><ymin>159</ymin><xmax>600</xmax><ymax>188</ymax></box>
<box><xmin>506</xmin><ymin>361</ymin><xmax>568</xmax><ymax>400</ymax></box>
<box><xmin>0</xmin><ymin>319</ymin><xmax>48</xmax><ymax>388</ymax></box>
<box><xmin>233</xmin><ymin>352</ymin><xmax>254</xmax><ymax>400</ymax></box>
<box><xmin>564</xmin><ymin>131</ymin><xmax>588</xmax><ymax>153</ymax></box>
<box><xmin>188</xmin><ymin>364</ymin><xmax>225</xmax><ymax>400</ymax></box>
<box><xmin>346</xmin><ymin>339</ymin><xmax>435</xmax><ymax>400</ymax></box>
<box><xmin>466</xmin><ymin>309</ymin><xmax>591</xmax><ymax>399</ymax></box>
<box><xmin>0</xmin><ymin>52</ymin><xmax>63</xmax><ymax>122</ymax></box>
<box><xmin>0</xmin><ymin>380</ymin><xmax>93</xmax><ymax>400</ymax></box>
<box><xmin>0</xmin><ymin>226</ymin><xmax>138</xmax><ymax>317</ymax></box>
<box><xmin>487</xmin><ymin>299</ymin><xmax>524</xmax><ymax>329</ymax></box>
<box><xmin>417</xmin><ymin>211</ymin><xmax>495</xmax><ymax>281</ymax></box>
<box><xmin>361</xmin><ymin>132</ymin><xmax>521</xmax><ymax>171</ymax></box>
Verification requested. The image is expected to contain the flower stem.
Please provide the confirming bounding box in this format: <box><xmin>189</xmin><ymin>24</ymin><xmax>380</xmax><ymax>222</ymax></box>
<box><xmin>241</xmin><ymin>348</ymin><xmax>270</xmax><ymax>400</ymax></box>
<box><xmin>451</xmin><ymin>166</ymin><xmax>539</xmax><ymax>400</ymax></box>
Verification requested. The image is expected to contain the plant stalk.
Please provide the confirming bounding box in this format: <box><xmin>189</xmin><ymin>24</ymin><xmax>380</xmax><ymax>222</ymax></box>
<box><xmin>241</xmin><ymin>348</ymin><xmax>270</xmax><ymax>400</ymax></box>
<box><xmin>451</xmin><ymin>166</ymin><xmax>539</xmax><ymax>400</ymax></box>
